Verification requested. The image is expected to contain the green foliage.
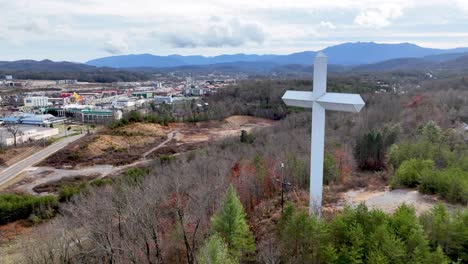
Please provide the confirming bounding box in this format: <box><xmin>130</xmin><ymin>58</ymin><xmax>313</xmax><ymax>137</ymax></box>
<box><xmin>108</xmin><ymin>118</ymin><xmax>130</xmax><ymax>129</ymax></box>
<box><xmin>324</xmin><ymin>153</ymin><xmax>339</xmax><ymax>185</ymax></box>
<box><xmin>197</xmin><ymin>234</ymin><xmax>238</xmax><ymax>264</ymax></box>
<box><xmin>284</xmin><ymin>153</ymin><xmax>308</xmax><ymax>187</ymax></box>
<box><xmin>278</xmin><ymin>203</ymin><xmax>336</xmax><ymax>263</ymax></box>
<box><xmin>419</xmin><ymin>121</ymin><xmax>442</xmax><ymax>144</ymax></box>
<box><xmin>387</xmin><ymin>121</ymin><xmax>463</xmax><ymax>170</ymax></box>
<box><xmin>0</xmin><ymin>194</ymin><xmax>58</xmax><ymax>225</ymax></box>
<box><xmin>58</xmin><ymin>183</ymin><xmax>87</xmax><ymax>202</ymax></box>
<box><xmin>420</xmin><ymin>168</ymin><xmax>468</xmax><ymax>204</ymax></box>
<box><xmin>354</xmin><ymin>127</ymin><xmax>397</xmax><ymax>171</ymax></box>
<box><xmin>144</xmin><ymin>113</ymin><xmax>174</xmax><ymax>126</ymax></box>
<box><xmin>109</xmin><ymin>111</ymin><xmax>176</xmax><ymax>129</ymax></box>
<box><xmin>277</xmin><ymin>203</ymin><xmax>455</xmax><ymax>264</ymax></box>
<box><xmin>128</xmin><ymin>111</ymin><xmax>143</xmax><ymax>123</ymax></box>
<box><xmin>420</xmin><ymin>204</ymin><xmax>468</xmax><ymax>262</ymax></box>
<box><xmin>159</xmin><ymin>154</ymin><xmax>175</xmax><ymax>165</ymax></box>
<box><xmin>390</xmin><ymin>159</ymin><xmax>434</xmax><ymax>188</ymax></box>
<box><xmin>240</xmin><ymin>130</ymin><xmax>255</xmax><ymax>144</ymax></box>
<box><xmin>58</xmin><ymin>178</ymin><xmax>113</xmax><ymax>202</ymax></box>
<box><xmin>389</xmin><ymin>122</ymin><xmax>468</xmax><ymax>204</ymax></box>
<box><xmin>120</xmin><ymin>167</ymin><xmax>150</xmax><ymax>185</ymax></box>
<box><xmin>211</xmin><ymin>185</ymin><xmax>256</xmax><ymax>260</ymax></box>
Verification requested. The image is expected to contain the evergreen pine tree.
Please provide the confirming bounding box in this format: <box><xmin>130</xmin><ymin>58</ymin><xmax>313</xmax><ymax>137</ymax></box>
<box><xmin>211</xmin><ymin>185</ymin><xmax>256</xmax><ymax>260</ymax></box>
<box><xmin>198</xmin><ymin>234</ymin><xmax>237</xmax><ymax>264</ymax></box>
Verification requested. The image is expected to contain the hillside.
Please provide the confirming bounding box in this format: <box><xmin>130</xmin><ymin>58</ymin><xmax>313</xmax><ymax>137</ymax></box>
<box><xmin>351</xmin><ymin>52</ymin><xmax>468</xmax><ymax>72</ymax></box>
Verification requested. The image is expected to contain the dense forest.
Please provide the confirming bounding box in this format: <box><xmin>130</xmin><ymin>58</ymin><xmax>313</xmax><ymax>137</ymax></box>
<box><xmin>4</xmin><ymin>76</ymin><xmax>468</xmax><ymax>263</ymax></box>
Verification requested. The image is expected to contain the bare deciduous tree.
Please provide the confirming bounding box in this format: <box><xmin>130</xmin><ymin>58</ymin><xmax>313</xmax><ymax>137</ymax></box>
<box><xmin>5</xmin><ymin>123</ymin><xmax>22</xmax><ymax>148</ymax></box>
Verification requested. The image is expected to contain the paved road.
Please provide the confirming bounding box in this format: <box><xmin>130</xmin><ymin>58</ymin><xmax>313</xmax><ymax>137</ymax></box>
<box><xmin>0</xmin><ymin>133</ymin><xmax>85</xmax><ymax>188</ymax></box>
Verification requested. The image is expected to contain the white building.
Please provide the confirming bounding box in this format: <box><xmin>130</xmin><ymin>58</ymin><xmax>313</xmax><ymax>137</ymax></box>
<box><xmin>0</xmin><ymin>126</ymin><xmax>59</xmax><ymax>147</ymax></box>
<box><xmin>5</xmin><ymin>76</ymin><xmax>13</xmax><ymax>80</ymax></box>
<box><xmin>112</xmin><ymin>98</ymin><xmax>136</xmax><ymax>109</ymax></box>
<box><xmin>184</xmin><ymin>88</ymin><xmax>206</xmax><ymax>96</ymax></box>
<box><xmin>154</xmin><ymin>95</ymin><xmax>173</xmax><ymax>105</ymax></box>
<box><xmin>24</xmin><ymin>96</ymin><xmax>49</xmax><ymax>108</ymax></box>
<box><xmin>56</xmin><ymin>80</ymin><xmax>77</xmax><ymax>85</ymax></box>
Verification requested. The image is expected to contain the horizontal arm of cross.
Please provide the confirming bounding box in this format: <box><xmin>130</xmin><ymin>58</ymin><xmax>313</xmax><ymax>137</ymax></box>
<box><xmin>316</xmin><ymin>93</ymin><xmax>365</xmax><ymax>112</ymax></box>
<box><xmin>282</xmin><ymin>91</ymin><xmax>314</xmax><ymax>108</ymax></box>
<box><xmin>282</xmin><ymin>91</ymin><xmax>365</xmax><ymax>113</ymax></box>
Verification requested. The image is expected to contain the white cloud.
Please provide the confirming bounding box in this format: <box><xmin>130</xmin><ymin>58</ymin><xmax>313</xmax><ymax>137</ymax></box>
<box><xmin>354</xmin><ymin>3</ymin><xmax>404</xmax><ymax>28</ymax></box>
<box><xmin>160</xmin><ymin>18</ymin><xmax>266</xmax><ymax>48</ymax></box>
<box><xmin>1</xmin><ymin>0</ymin><xmax>468</xmax><ymax>61</ymax></box>
<box><xmin>456</xmin><ymin>0</ymin><xmax>468</xmax><ymax>12</ymax></box>
<box><xmin>319</xmin><ymin>21</ymin><xmax>336</xmax><ymax>29</ymax></box>
<box><xmin>103</xmin><ymin>34</ymin><xmax>129</xmax><ymax>54</ymax></box>
<box><xmin>9</xmin><ymin>18</ymin><xmax>50</xmax><ymax>34</ymax></box>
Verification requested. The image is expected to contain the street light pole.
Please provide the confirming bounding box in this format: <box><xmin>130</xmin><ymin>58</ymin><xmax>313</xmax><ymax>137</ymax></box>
<box><xmin>276</xmin><ymin>162</ymin><xmax>291</xmax><ymax>213</ymax></box>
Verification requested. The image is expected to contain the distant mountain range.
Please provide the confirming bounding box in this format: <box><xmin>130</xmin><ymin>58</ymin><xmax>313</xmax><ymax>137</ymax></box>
<box><xmin>86</xmin><ymin>42</ymin><xmax>468</xmax><ymax>68</ymax></box>
<box><xmin>0</xmin><ymin>60</ymin><xmax>99</xmax><ymax>72</ymax></box>
<box><xmin>2</xmin><ymin>42</ymin><xmax>468</xmax><ymax>77</ymax></box>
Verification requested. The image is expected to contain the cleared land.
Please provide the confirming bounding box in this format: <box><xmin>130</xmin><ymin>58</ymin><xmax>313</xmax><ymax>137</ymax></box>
<box><xmin>41</xmin><ymin>115</ymin><xmax>274</xmax><ymax>168</ymax></box>
<box><xmin>8</xmin><ymin>115</ymin><xmax>275</xmax><ymax>195</ymax></box>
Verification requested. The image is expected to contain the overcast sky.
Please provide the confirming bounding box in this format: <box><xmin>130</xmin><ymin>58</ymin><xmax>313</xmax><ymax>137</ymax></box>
<box><xmin>1</xmin><ymin>0</ymin><xmax>468</xmax><ymax>62</ymax></box>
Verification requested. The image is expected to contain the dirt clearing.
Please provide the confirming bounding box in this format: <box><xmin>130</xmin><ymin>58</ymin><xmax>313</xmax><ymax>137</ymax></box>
<box><xmin>40</xmin><ymin>115</ymin><xmax>275</xmax><ymax>168</ymax></box>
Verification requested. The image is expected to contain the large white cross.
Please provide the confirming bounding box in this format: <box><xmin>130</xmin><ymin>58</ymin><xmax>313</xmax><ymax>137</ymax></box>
<box><xmin>282</xmin><ymin>52</ymin><xmax>365</xmax><ymax>215</ymax></box>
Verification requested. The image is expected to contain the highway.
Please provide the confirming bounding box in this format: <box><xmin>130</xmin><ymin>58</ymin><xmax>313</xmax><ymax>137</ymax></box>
<box><xmin>0</xmin><ymin>133</ymin><xmax>85</xmax><ymax>188</ymax></box>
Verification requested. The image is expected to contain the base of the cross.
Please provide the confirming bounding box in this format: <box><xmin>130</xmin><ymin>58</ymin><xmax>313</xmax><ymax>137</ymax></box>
<box><xmin>309</xmin><ymin>196</ymin><xmax>322</xmax><ymax>217</ymax></box>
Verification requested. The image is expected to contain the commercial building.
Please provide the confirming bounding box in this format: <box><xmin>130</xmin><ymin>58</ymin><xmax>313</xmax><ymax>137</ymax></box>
<box><xmin>56</xmin><ymin>80</ymin><xmax>77</xmax><ymax>85</ymax></box>
<box><xmin>0</xmin><ymin>126</ymin><xmax>59</xmax><ymax>147</ymax></box>
<box><xmin>184</xmin><ymin>88</ymin><xmax>207</xmax><ymax>96</ymax></box>
<box><xmin>132</xmin><ymin>91</ymin><xmax>154</xmax><ymax>99</ymax></box>
<box><xmin>24</xmin><ymin>96</ymin><xmax>49</xmax><ymax>108</ymax></box>
<box><xmin>0</xmin><ymin>113</ymin><xmax>66</xmax><ymax>126</ymax></box>
<box><xmin>154</xmin><ymin>95</ymin><xmax>173</xmax><ymax>105</ymax></box>
<box><xmin>81</xmin><ymin>110</ymin><xmax>122</xmax><ymax>124</ymax></box>
<box><xmin>48</xmin><ymin>97</ymin><xmax>70</xmax><ymax>106</ymax></box>
<box><xmin>112</xmin><ymin>98</ymin><xmax>136</xmax><ymax>109</ymax></box>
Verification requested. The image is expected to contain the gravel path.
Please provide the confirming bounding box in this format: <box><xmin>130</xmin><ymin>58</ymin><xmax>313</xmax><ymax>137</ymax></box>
<box><xmin>343</xmin><ymin>188</ymin><xmax>462</xmax><ymax>215</ymax></box>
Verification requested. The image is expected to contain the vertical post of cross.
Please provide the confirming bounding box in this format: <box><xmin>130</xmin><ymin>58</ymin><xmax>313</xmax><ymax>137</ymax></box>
<box><xmin>310</xmin><ymin>53</ymin><xmax>328</xmax><ymax>216</ymax></box>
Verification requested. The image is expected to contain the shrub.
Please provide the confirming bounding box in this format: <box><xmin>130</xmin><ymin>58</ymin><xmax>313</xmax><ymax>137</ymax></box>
<box><xmin>390</xmin><ymin>159</ymin><xmax>434</xmax><ymax>188</ymax></box>
<box><xmin>198</xmin><ymin>234</ymin><xmax>237</xmax><ymax>264</ymax></box>
<box><xmin>420</xmin><ymin>204</ymin><xmax>468</xmax><ymax>262</ymax></box>
<box><xmin>240</xmin><ymin>130</ymin><xmax>255</xmax><ymax>144</ymax></box>
<box><xmin>58</xmin><ymin>183</ymin><xmax>87</xmax><ymax>202</ymax></box>
<box><xmin>354</xmin><ymin>129</ymin><xmax>385</xmax><ymax>171</ymax></box>
<box><xmin>58</xmin><ymin>179</ymin><xmax>113</xmax><ymax>202</ymax></box>
<box><xmin>276</xmin><ymin>203</ymin><xmax>452</xmax><ymax>263</ymax></box>
<box><xmin>159</xmin><ymin>154</ymin><xmax>175</xmax><ymax>165</ymax></box>
<box><xmin>436</xmin><ymin>168</ymin><xmax>468</xmax><ymax>204</ymax></box>
<box><xmin>0</xmin><ymin>194</ymin><xmax>58</xmax><ymax>225</ymax></box>
<box><xmin>324</xmin><ymin>153</ymin><xmax>338</xmax><ymax>185</ymax></box>
<box><xmin>128</xmin><ymin>111</ymin><xmax>142</xmax><ymax>122</ymax></box>
<box><xmin>90</xmin><ymin>178</ymin><xmax>113</xmax><ymax>187</ymax></box>
<box><xmin>120</xmin><ymin>167</ymin><xmax>150</xmax><ymax>185</ymax></box>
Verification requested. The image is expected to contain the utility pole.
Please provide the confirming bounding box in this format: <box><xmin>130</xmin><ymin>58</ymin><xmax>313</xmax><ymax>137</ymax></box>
<box><xmin>276</xmin><ymin>162</ymin><xmax>291</xmax><ymax>213</ymax></box>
